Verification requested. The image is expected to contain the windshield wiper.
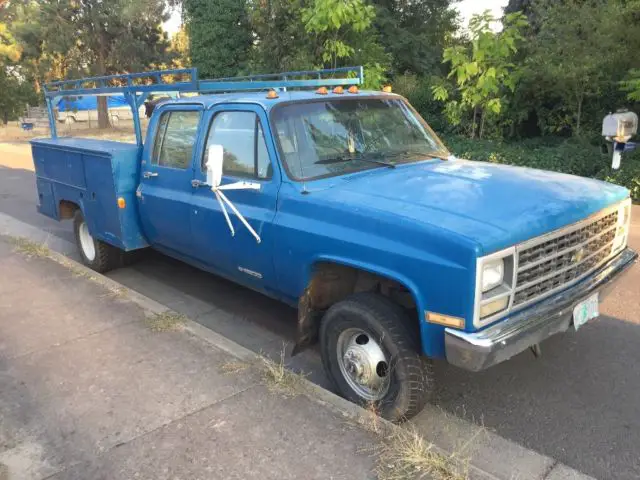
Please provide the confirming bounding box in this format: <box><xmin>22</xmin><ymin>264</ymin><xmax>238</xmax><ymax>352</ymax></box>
<box><xmin>382</xmin><ymin>150</ymin><xmax>449</xmax><ymax>161</ymax></box>
<box><xmin>315</xmin><ymin>153</ymin><xmax>397</xmax><ymax>169</ymax></box>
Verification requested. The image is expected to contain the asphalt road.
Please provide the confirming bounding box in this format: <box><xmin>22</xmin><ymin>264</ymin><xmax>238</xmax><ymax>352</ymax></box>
<box><xmin>2</xmin><ymin>142</ymin><xmax>639</xmax><ymax>479</ymax></box>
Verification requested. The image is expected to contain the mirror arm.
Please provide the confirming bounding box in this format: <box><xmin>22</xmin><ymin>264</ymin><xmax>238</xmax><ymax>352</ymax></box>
<box><xmin>215</xmin><ymin>189</ymin><xmax>262</xmax><ymax>244</ymax></box>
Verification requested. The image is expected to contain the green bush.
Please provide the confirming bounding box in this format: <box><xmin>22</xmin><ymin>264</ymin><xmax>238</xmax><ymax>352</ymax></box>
<box><xmin>443</xmin><ymin>135</ymin><xmax>640</xmax><ymax>202</ymax></box>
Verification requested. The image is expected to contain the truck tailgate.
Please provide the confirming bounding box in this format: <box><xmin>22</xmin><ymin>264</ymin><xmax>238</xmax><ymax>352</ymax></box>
<box><xmin>31</xmin><ymin>138</ymin><xmax>148</xmax><ymax>251</ymax></box>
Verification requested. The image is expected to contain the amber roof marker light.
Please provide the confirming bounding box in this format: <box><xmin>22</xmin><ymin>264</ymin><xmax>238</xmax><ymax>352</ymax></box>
<box><xmin>382</xmin><ymin>85</ymin><xmax>392</xmax><ymax>93</ymax></box>
<box><xmin>333</xmin><ymin>86</ymin><xmax>345</xmax><ymax>94</ymax></box>
<box><xmin>266</xmin><ymin>89</ymin><xmax>279</xmax><ymax>99</ymax></box>
<box><xmin>316</xmin><ymin>86</ymin><xmax>329</xmax><ymax>95</ymax></box>
<box><xmin>348</xmin><ymin>85</ymin><xmax>359</xmax><ymax>94</ymax></box>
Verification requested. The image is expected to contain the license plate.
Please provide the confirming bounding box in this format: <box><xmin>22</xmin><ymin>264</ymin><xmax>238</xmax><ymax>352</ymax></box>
<box><xmin>573</xmin><ymin>293</ymin><xmax>599</xmax><ymax>330</ymax></box>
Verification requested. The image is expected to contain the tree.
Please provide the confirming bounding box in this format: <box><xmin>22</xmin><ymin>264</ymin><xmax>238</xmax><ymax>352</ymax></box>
<box><xmin>371</xmin><ymin>0</ymin><xmax>458</xmax><ymax>77</ymax></box>
<box><xmin>16</xmin><ymin>0</ymin><xmax>171</xmax><ymax>129</ymax></box>
<box><xmin>523</xmin><ymin>0</ymin><xmax>623</xmax><ymax>136</ymax></box>
<box><xmin>432</xmin><ymin>11</ymin><xmax>528</xmax><ymax>138</ymax></box>
<box><xmin>302</xmin><ymin>0</ymin><xmax>376</xmax><ymax>69</ymax></box>
<box><xmin>184</xmin><ymin>0</ymin><xmax>252</xmax><ymax>78</ymax></box>
<box><xmin>248</xmin><ymin>0</ymin><xmax>317</xmax><ymax>73</ymax></box>
<box><xmin>0</xmin><ymin>17</ymin><xmax>36</xmax><ymax>124</ymax></box>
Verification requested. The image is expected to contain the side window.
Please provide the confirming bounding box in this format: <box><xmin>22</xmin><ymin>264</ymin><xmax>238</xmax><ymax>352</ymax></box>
<box><xmin>204</xmin><ymin>111</ymin><xmax>272</xmax><ymax>180</ymax></box>
<box><xmin>151</xmin><ymin>110</ymin><xmax>200</xmax><ymax>169</ymax></box>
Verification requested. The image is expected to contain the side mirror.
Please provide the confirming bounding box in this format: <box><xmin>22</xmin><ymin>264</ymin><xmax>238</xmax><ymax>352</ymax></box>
<box><xmin>206</xmin><ymin>144</ymin><xmax>224</xmax><ymax>188</ymax></box>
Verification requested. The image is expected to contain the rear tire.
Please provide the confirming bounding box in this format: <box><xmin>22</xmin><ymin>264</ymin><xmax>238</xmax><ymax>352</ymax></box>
<box><xmin>320</xmin><ymin>293</ymin><xmax>432</xmax><ymax>422</ymax></box>
<box><xmin>73</xmin><ymin>210</ymin><xmax>121</xmax><ymax>273</ymax></box>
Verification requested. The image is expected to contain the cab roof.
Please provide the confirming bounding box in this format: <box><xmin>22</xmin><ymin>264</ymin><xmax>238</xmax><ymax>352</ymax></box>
<box><xmin>165</xmin><ymin>90</ymin><xmax>400</xmax><ymax>111</ymax></box>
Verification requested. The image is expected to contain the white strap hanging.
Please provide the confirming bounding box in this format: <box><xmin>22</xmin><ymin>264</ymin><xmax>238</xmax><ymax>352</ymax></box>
<box><xmin>206</xmin><ymin>145</ymin><xmax>262</xmax><ymax>244</ymax></box>
<box><xmin>212</xmin><ymin>183</ymin><xmax>262</xmax><ymax>243</ymax></box>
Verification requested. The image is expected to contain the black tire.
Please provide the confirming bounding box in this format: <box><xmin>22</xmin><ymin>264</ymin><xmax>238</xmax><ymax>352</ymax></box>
<box><xmin>73</xmin><ymin>210</ymin><xmax>121</xmax><ymax>273</ymax></box>
<box><xmin>320</xmin><ymin>292</ymin><xmax>432</xmax><ymax>422</ymax></box>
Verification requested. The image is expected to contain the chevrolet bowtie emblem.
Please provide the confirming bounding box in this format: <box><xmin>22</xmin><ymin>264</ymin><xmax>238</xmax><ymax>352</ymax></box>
<box><xmin>571</xmin><ymin>248</ymin><xmax>585</xmax><ymax>263</ymax></box>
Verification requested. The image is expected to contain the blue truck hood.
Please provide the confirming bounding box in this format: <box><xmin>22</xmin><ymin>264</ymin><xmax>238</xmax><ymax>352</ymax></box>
<box><xmin>322</xmin><ymin>159</ymin><xmax>629</xmax><ymax>254</ymax></box>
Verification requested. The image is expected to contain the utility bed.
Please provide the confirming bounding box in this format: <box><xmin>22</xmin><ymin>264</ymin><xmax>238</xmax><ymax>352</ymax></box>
<box><xmin>31</xmin><ymin>137</ymin><xmax>148</xmax><ymax>251</ymax></box>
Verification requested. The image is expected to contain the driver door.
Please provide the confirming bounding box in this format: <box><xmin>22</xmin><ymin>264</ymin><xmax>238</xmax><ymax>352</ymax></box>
<box><xmin>190</xmin><ymin>104</ymin><xmax>280</xmax><ymax>293</ymax></box>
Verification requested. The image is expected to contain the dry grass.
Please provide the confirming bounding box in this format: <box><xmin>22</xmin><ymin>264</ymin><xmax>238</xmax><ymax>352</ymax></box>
<box><xmin>220</xmin><ymin>345</ymin><xmax>306</xmax><ymax>397</ymax></box>
<box><xmin>144</xmin><ymin>311</ymin><xmax>187</xmax><ymax>332</ymax></box>
<box><xmin>370</xmin><ymin>426</ymin><xmax>469</xmax><ymax>480</ymax></box>
<box><xmin>10</xmin><ymin>237</ymin><xmax>51</xmax><ymax>259</ymax></box>
<box><xmin>100</xmin><ymin>284</ymin><xmax>128</xmax><ymax>299</ymax></box>
<box><xmin>257</xmin><ymin>347</ymin><xmax>306</xmax><ymax>397</ymax></box>
<box><xmin>219</xmin><ymin>360</ymin><xmax>252</xmax><ymax>375</ymax></box>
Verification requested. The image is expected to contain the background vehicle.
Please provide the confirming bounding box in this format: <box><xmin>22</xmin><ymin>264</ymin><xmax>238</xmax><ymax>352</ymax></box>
<box><xmin>55</xmin><ymin>95</ymin><xmax>146</xmax><ymax>126</ymax></box>
<box><xmin>32</xmin><ymin>67</ymin><xmax>637</xmax><ymax>421</ymax></box>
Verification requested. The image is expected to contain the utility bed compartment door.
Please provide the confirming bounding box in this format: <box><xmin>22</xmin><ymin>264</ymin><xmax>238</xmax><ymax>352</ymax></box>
<box><xmin>30</xmin><ymin>138</ymin><xmax>148</xmax><ymax>251</ymax></box>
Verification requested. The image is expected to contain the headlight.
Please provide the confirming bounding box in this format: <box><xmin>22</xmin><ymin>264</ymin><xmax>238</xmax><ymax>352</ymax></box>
<box><xmin>475</xmin><ymin>248</ymin><xmax>516</xmax><ymax>327</ymax></box>
<box><xmin>481</xmin><ymin>258</ymin><xmax>504</xmax><ymax>293</ymax></box>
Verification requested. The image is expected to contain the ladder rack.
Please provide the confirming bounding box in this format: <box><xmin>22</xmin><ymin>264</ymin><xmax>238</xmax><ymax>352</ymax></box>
<box><xmin>43</xmin><ymin>66</ymin><xmax>364</xmax><ymax>145</ymax></box>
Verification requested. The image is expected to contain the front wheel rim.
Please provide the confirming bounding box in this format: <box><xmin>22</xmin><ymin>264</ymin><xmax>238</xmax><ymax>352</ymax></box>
<box><xmin>336</xmin><ymin>328</ymin><xmax>391</xmax><ymax>401</ymax></box>
<box><xmin>78</xmin><ymin>221</ymin><xmax>96</xmax><ymax>262</ymax></box>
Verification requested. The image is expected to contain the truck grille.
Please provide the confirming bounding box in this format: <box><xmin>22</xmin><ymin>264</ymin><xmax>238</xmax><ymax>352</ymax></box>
<box><xmin>513</xmin><ymin>210</ymin><xmax>618</xmax><ymax>307</ymax></box>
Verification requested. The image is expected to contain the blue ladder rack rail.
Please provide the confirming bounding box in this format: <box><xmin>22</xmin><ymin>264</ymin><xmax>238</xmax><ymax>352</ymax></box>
<box><xmin>43</xmin><ymin>66</ymin><xmax>364</xmax><ymax>145</ymax></box>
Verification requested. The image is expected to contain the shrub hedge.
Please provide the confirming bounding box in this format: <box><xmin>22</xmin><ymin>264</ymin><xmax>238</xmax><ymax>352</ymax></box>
<box><xmin>443</xmin><ymin>136</ymin><xmax>640</xmax><ymax>202</ymax></box>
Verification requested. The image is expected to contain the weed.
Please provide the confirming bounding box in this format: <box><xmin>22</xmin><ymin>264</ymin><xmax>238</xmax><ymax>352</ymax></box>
<box><xmin>220</xmin><ymin>345</ymin><xmax>306</xmax><ymax>397</ymax></box>
<box><xmin>220</xmin><ymin>360</ymin><xmax>251</xmax><ymax>375</ymax></box>
<box><xmin>371</xmin><ymin>426</ymin><xmax>468</xmax><ymax>480</ymax></box>
<box><xmin>10</xmin><ymin>237</ymin><xmax>50</xmax><ymax>259</ymax></box>
<box><xmin>101</xmin><ymin>284</ymin><xmax>127</xmax><ymax>299</ymax></box>
<box><xmin>144</xmin><ymin>311</ymin><xmax>187</xmax><ymax>332</ymax></box>
<box><xmin>257</xmin><ymin>346</ymin><xmax>306</xmax><ymax>397</ymax></box>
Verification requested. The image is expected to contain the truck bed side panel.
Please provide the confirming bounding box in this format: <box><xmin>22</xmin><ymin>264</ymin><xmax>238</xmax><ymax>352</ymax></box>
<box><xmin>31</xmin><ymin>138</ymin><xmax>148</xmax><ymax>251</ymax></box>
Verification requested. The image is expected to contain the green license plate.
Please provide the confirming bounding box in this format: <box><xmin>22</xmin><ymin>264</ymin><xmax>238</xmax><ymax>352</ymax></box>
<box><xmin>573</xmin><ymin>293</ymin><xmax>599</xmax><ymax>330</ymax></box>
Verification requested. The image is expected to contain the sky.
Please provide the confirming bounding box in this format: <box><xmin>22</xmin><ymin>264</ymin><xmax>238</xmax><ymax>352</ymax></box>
<box><xmin>457</xmin><ymin>0</ymin><xmax>509</xmax><ymax>26</ymax></box>
<box><xmin>162</xmin><ymin>0</ymin><xmax>510</xmax><ymax>36</ymax></box>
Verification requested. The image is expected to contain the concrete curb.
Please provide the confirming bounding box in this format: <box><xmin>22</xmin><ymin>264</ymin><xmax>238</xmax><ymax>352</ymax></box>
<box><xmin>0</xmin><ymin>212</ymin><xmax>595</xmax><ymax>480</ymax></box>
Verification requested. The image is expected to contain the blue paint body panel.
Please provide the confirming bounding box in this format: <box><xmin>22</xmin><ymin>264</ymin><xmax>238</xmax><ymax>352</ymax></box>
<box><xmin>32</xmin><ymin>86</ymin><xmax>631</xmax><ymax>361</ymax></box>
<box><xmin>31</xmin><ymin>138</ymin><xmax>148</xmax><ymax>250</ymax></box>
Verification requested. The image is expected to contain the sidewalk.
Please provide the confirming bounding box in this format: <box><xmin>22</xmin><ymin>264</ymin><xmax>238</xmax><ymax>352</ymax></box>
<box><xmin>0</xmin><ymin>236</ymin><xmax>384</xmax><ymax>480</ymax></box>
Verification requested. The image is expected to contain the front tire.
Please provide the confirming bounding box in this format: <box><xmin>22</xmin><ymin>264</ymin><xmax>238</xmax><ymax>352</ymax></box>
<box><xmin>73</xmin><ymin>211</ymin><xmax>121</xmax><ymax>273</ymax></box>
<box><xmin>320</xmin><ymin>293</ymin><xmax>432</xmax><ymax>422</ymax></box>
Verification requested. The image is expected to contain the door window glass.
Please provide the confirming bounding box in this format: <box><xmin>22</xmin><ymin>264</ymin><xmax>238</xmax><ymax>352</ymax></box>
<box><xmin>204</xmin><ymin>111</ymin><xmax>272</xmax><ymax>179</ymax></box>
<box><xmin>152</xmin><ymin>110</ymin><xmax>201</xmax><ymax>169</ymax></box>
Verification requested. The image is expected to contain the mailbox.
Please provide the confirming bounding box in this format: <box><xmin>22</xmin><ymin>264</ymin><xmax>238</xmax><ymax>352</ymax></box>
<box><xmin>602</xmin><ymin>110</ymin><xmax>638</xmax><ymax>142</ymax></box>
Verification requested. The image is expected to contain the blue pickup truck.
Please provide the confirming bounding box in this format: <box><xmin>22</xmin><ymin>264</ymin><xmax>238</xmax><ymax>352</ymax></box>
<box><xmin>32</xmin><ymin>67</ymin><xmax>637</xmax><ymax>421</ymax></box>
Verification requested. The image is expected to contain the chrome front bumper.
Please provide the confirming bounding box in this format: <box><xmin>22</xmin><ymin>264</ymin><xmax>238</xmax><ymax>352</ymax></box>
<box><xmin>445</xmin><ymin>248</ymin><xmax>638</xmax><ymax>372</ymax></box>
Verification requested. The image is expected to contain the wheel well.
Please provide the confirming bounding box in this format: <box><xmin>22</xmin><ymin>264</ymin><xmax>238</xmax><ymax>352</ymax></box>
<box><xmin>58</xmin><ymin>200</ymin><xmax>79</xmax><ymax>220</ymax></box>
<box><xmin>293</xmin><ymin>262</ymin><xmax>420</xmax><ymax>355</ymax></box>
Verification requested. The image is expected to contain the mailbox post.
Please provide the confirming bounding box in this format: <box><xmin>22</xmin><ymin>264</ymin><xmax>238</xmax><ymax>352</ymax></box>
<box><xmin>602</xmin><ymin>110</ymin><xmax>638</xmax><ymax>169</ymax></box>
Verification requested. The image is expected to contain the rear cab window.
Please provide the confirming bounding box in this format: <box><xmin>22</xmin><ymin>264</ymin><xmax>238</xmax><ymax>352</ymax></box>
<box><xmin>152</xmin><ymin>110</ymin><xmax>201</xmax><ymax>169</ymax></box>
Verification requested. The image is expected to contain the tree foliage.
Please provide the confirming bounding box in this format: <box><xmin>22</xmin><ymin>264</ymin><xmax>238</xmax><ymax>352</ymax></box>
<box><xmin>302</xmin><ymin>0</ymin><xmax>375</xmax><ymax>67</ymax></box>
<box><xmin>371</xmin><ymin>0</ymin><xmax>458</xmax><ymax>76</ymax></box>
<box><xmin>9</xmin><ymin>0</ymin><xmax>170</xmax><ymax>128</ymax></box>
<box><xmin>184</xmin><ymin>0</ymin><xmax>252</xmax><ymax>78</ymax></box>
<box><xmin>433</xmin><ymin>11</ymin><xmax>528</xmax><ymax>138</ymax></box>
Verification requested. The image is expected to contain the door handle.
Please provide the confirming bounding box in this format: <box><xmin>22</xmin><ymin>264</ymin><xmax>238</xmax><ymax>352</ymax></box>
<box><xmin>143</xmin><ymin>171</ymin><xmax>159</xmax><ymax>179</ymax></box>
<box><xmin>191</xmin><ymin>179</ymin><xmax>208</xmax><ymax>188</ymax></box>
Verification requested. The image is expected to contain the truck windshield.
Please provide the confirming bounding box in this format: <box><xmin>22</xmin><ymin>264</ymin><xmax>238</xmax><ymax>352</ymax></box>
<box><xmin>271</xmin><ymin>98</ymin><xmax>449</xmax><ymax>181</ymax></box>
